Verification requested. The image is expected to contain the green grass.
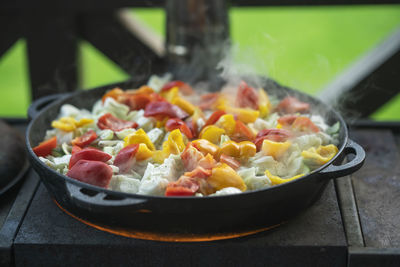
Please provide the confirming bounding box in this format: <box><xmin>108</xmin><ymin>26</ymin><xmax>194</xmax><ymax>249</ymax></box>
<box><xmin>0</xmin><ymin>6</ymin><xmax>399</xmax><ymax>119</ymax></box>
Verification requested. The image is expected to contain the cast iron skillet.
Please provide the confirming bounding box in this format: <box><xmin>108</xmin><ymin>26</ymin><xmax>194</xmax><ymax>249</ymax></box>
<box><xmin>26</xmin><ymin>77</ymin><xmax>365</xmax><ymax>234</ymax></box>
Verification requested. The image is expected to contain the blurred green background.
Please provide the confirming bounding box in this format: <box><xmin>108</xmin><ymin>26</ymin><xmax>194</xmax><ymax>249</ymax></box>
<box><xmin>1</xmin><ymin>6</ymin><xmax>399</xmax><ymax>119</ymax></box>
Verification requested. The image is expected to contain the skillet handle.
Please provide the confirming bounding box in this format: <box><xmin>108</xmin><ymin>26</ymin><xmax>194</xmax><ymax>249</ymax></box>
<box><xmin>28</xmin><ymin>93</ymin><xmax>70</xmax><ymax>120</ymax></box>
<box><xmin>320</xmin><ymin>139</ymin><xmax>365</xmax><ymax>179</ymax></box>
<box><xmin>66</xmin><ymin>183</ymin><xmax>148</xmax><ymax>213</ymax></box>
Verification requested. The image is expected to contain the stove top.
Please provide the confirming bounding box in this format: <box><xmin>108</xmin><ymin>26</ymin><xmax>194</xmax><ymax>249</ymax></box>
<box><xmin>1</xmin><ymin>119</ymin><xmax>400</xmax><ymax>266</ymax></box>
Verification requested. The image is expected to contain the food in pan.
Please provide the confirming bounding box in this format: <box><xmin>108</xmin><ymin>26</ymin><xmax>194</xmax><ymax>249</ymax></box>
<box><xmin>33</xmin><ymin>76</ymin><xmax>340</xmax><ymax>197</ymax></box>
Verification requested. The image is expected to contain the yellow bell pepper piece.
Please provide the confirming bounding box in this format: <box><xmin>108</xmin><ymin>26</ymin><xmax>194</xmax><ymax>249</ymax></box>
<box><xmin>301</xmin><ymin>144</ymin><xmax>339</xmax><ymax>168</ymax></box>
<box><xmin>76</xmin><ymin>118</ymin><xmax>94</xmax><ymax>127</ymax></box>
<box><xmin>160</xmin><ymin>86</ymin><xmax>179</xmax><ymax>102</ymax></box>
<box><xmin>152</xmin><ymin>150</ymin><xmax>167</xmax><ymax>164</ymax></box>
<box><xmin>258</xmin><ymin>89</ymin><xmax>271</xmax><ymax>118</ymax></box>
<box><xmin>136</xmin><ymin>143</ymin><xmax>153</xmax><ymax>161</ymax></box>
<box><xmin>219</xmin><ymin>140</ymin><xmax>240</xmax><ymax>158</ymax></box>
<box><xmin>265</xmin><ymin>170</ymin><xmax>304</xmax><ymax>185</ymax></box>
<box><xmin>52</xmin><ymin>117</ymin><xmax>93</xmax><ymax>132</ymax></box>
<box><xmin>124</xmin><ymin>128</ymin><xmax>156</xmax><ymax>150</ymax></box>
<box><xmin>239</xmin><ymin>141</ymin><xmax>257</xmax><ymax>158</ymax></box>
<box><xmin>172</xmin><ymin>97</ymin><xmax>195</xmax><ymax>116</ymax></box>
<box><xmin>224</xmin><ymin>106</ymin><xmax>259</xmax><ymax>124</ymax></box>
<box><xmin>151</xmin><ymin>129</ymin><xmax>187</xmax><ymax>164</ymax></box>
<box><xmin>163</xmin><ymin>129</ymin><xmax>186</xmax><ymax>155</ymax></box>
<box><xmin>219</xmin><ymin>140</ymin><xmax>256</xmax><ymax>159</ymax></box>
<box><xmin>156</xmin><ymin>117</ymin><xmax>169</xmax><ymax>128</ymax></box>
<box><xmin>192</xmin><ymin>139</ymin><xmax>220</xmax><ymax>158</ymax></box>
<box><xmin>276</xmin><ymin>123</ymin><xmax>283</xmax><ymax>129</ymax></box>
<box><xmin>52</xmin><ymin>117</ymin><xmax>77</xmax><ymax>132</ymax></box>
<box><xmin>261</xmin><ymin>139</ymin><xmax>291</xmax><ymax>159</ymax></box>
<box><xmin>208</xmin><ymin>163</ymin><xmax>247</xmax><ymax>192</ymax></box>
<box><xmin>215</xmin><ymin>114</ymin><xmax>236</xmax><ymax>135</ymax></box>
<box><xmin>191</xmin><ymin>107</ymin><xmax>205</xmax><ymax>122</ymax></box>
<box><xmin>199</xmin><ymin>125</ymin><xmax>225</xmax><ymax>144</ymax></box>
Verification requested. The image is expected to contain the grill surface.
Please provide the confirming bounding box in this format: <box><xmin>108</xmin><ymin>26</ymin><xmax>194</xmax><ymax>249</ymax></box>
<box><xmin>1</xmin><ymin>119</ymin><xmax>400</xmax><ymax>266</ymax></box>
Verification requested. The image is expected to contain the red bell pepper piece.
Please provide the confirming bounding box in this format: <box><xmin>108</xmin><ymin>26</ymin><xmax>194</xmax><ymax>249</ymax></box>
<box><xmin>277</xmin><ymin>115</ymin><xmax>298</xmax><ymax>126</ymax></box>
<box><xmin>236</xmin><ymin>81</ymin><xmax>259</xmax><ymax>110</ymax></box>
<box><xmin>276</xmin><ymin>96</ymin><xmax>310</xmax><ymax>114</ymax></box>
<box><xmin>69</xmin><ymin>147</ymin><xmax>112</xmax><ymax>169</ymax></box>
<box><xmin>124</xmin><ymin>94</ymin><xmax>152</xmax><ymax>111</ymax></box>
<box><xmin>219</xmin><ymin>154</ymin><xmax>241</xmax><ymax>170</ymax></box>
<box><xmin>97</xmin><ymin>113</ymin><xmax>138</xmax><ymax>132</ymax></box>
<box><xmin>113</xmin><ymin>144</ymin><xmax>139</xmax><ymax>173</ymax></box>
<box><xmin>71</xmin><ymin>145</ymin><xmax>82</xmax><ymax>155</ymax></box>
<box><xmin>203</xmin><ymin>110</ymin><xmax>226</xmax><ymax>128</ymax></box>
<box><xmin>144</xmin><ymin>101</ymin><xmax>188</xmax><ymax>120</ymax></box>
<box><xmin>165</xmin><ymin>176</ymin><xmax>199</xmax><ymax>196</ymax></box>
<box><xmin>161</xmin><ymin>80</ymin><xmax>194</xmax><ymax>95</ymax></box>
<box><xmin>254</xmin><ymin>129</ymin><xmax>291</xmax><ymax>151</ymax></box>
<box><xmin>231</xmin><ymin>120</ymin><xmax>255</xmax><ymax>142</ymax></box>
<box><xmin>66</xmin><ymin>160</ymin><xmax>113</xmax><ymax>188</ymax></box>
<box><xmin>199</xmin><ymin>93</ymin><xmax>219</xmax><ymax>110</ymax></box>
<box><xmin>33</xmin><ymin>136</ymin><xmax>57</xmax><ymax>157</ymax></box>
<box><xmin>292</xmin><ymin>117</ymin><xmax>320</xmax><ymax>133</ymax></box>
<box><xmin>165</xmin><ymin>118</ymin><xmax>193</xmax><ymax>138</ymax></box>
<box><xmin>71</xmin><ymin>130</ymin><xmax>97</xmax><ymax>148</ymax></box>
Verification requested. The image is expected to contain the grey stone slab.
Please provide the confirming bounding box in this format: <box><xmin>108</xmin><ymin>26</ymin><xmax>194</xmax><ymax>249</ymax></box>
<box><xmin>350</xmin><ymin>129</ymin><xmax>400</xmax><ymax>248</ymax></box>
<box><xmin>14</xmin><ymin>179</ymin><xmax>346</xmax><ymax>266</ymax></box>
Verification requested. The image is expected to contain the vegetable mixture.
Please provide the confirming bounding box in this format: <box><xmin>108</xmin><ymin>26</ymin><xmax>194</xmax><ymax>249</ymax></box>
<box><xmin>33</xmin><ymin>75</ymin><xmax>340</xmax><ymax>197</ymax></box>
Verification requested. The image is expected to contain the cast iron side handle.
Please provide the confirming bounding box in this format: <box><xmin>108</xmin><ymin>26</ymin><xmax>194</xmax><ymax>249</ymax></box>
<box><xmin>320</xmin><ymin>139</ymin><xmax>365</xmax><ymax>179</ymax></box>
<box><xmin>66</xmin><ymin>183</ymin><xmax>147</xmax><ymax>212</ymax></box>
<box><xmin>28</xmin><ymin>93</ymin><xmax>70</xmax><ymax>120</ymax></box>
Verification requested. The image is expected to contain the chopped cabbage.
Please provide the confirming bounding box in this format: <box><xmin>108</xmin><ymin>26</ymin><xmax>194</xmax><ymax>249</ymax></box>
<box><xmin>109</xmin><ymin>175</ymin><xmax>141</xmax><ymax>194</ymax></box>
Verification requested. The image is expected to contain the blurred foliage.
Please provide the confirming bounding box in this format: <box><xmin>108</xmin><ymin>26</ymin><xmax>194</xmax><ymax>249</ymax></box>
<box><xmin>0</xmin><ymin>6</ymin><xmax>399</xmax><ymax>119</ymax></box>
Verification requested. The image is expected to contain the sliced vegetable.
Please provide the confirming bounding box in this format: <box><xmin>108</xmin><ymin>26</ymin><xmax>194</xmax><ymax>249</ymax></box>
<box><xmin>199</xmin><ymin>93</ymin><xmax>219</xmax><ymax>110</ymax></box>
<box><xmin>301</xmin><ymin>144</ymin><xmax>338</xmax><ymax>169</ymax></box>
<box><xmin>172</xmin><ymin>97</ymin><xmax>196</xmax><ymax>116</ymax></box>
<box><xmin>203</xmin><ymin>110</ymin><xmax>226</xmax><ymax>128</ymax></box>
<box><xmin>144</xmin><ymin>101</ymin><xmax>188</xmax><ymax>120</ymax></box>
<box><xmin>97</xmin><ymin>113</ymin><xmax>138</xmax><ymax>132</ymax></box>
<box><xmin>124</xmin><ymin>94</ymin><xmax>152</xmax><ymax>110</ymax></box>
<box><xmin>101</xmin><ymin>87</ymin><xmax>124</xmax><ymax>103</ymax></box>
<box><xmin>265</xmin><ymin>170</ymin><xmax>304</xmax><ymax>185</ymax></box>
<box><xmin>261</xmin><ymin>139</ymin><xmax>291</xmax><ymax>159</ymax></box>
<box><xmin>160</xmin><ymin>80</ymin><xmax>194</xmax><ymax>95</ymax></box>
<box><xmin>66</xmin><ymin>160</ymin><xmax>113</xmax><ymax>188</ymax></box>
<box><xmin>207</xmin><ymin>163</ymin><xmax>247</xmax><ymax>192</ymax></box>
<box><xmin>165</xmin><ymin>118</ymin><xmax>193</xmax><ymax>138</ymax></box>
<box><xmin>236</xmin><ymin>81</ymin><xmax>259</xmax><ymax>110</ymax></box>
<box><xmin>224</xmin><ymin>106</ymin><xmax>259</xmax><ymax>124</ymax></box>
<box><xmin>220</xmin><ymin>154</ymin><xmax>240</xmax><ymax>170</ymax></box>
<box><xmin>231</xmin><ymin>120</ymin><xmax>255</xmax><ymax>142</ymax></box>
<box><xmin>71</xmin><ymin>145</ymin><xmax>82</xmax><ymax>155</ymax></box>
<box><xmin>136</xmin><ymin>143</ymin><xmax>153</xmax><ymax>161</ymax></box>
<box><xmin>254</xmin><ymin>129</ymin><xmax>291</xmax><ymax>151</ymax></box>
<box><xmin>192</xmin><ymin>139</ymin><xmax>220</xmax><ymax>158</ymax></box>
<box><xmin>276</xmin><ymin>96</ymin><xmax>310</xmax><ymax>114</ymax></box>
<box><xmin>258</xmin><ymin>89</ymin><xmax>271</xmax><ymax>118</ymax></box>
<box><xmin>69</xmin><ymin>147</ymin><xmax>112</xmax><ymax>169</ymax></box>
<box><xmin>277</xmin><ymin>115</ymin><xmax>298</xmax><ymax>126</ymax></box>
<box><xmin>114</xmin><ymin>144</ymin><xmax>139</xmax><ymax>173</ymax></box>
<box><xmin>124</xmin><ymin>128</ymin><xmax>155</xmax><ymax>150</ymax></box>
<box><xmin>71</xmin><ymin>130</ymin><xmax>97</xmax><ymax>147</ymax></box>
<box><xmin>199</xmin><ymin>125</ymin><xmax>225</xmax><ymax>144</ymax></box>
<box><xmin>33</xmin><ymin>136</ymin><xmax>57</xmax><ymax>157</ymax></box>
<box><xmin>215</xmin><ymin>114</ymin><xmax>236</xmax><ymax>135</ymax></box>
<box><xmin>292</xmin><ymin>117</ymin><xmax>320</xmax><ymax>133</ymax></box>
<box><xmin>181</xmin><ymin>143</ymin><xmax>205</xmax><ymax>171</ymax></box>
